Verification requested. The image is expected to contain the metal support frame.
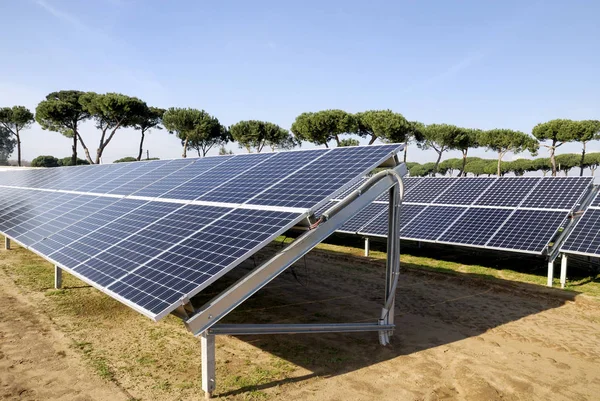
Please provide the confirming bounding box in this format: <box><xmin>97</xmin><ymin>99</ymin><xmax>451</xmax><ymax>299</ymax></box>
<box><xmin>4</xmin><ymin>237</ymin><xmax>10</xmax><ymax>250</ymax></box>
<box><xmin>364</xmin><ymin>237</ymin><xmax>370</xmax><ymax>257</ymax></box>
<box><xmin>560</xmin><ymin>253</ymin><xmax>568</xmax><ymax>289</ymax></box>
<box><xmin>186</xmin><ymin>164</ymin><xmax>405</xmax><ymax>399</ymax></box>
<box><xmin>55</xmin><ymin>265</ymin><xmax>62</xmax><ymax>289</ymax></box>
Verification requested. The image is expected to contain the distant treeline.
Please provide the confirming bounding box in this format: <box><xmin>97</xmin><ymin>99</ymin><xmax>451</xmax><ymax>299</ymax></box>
<box><xmin>409</xmin><ymin>153</ymin><xmax>600</xmax><ymax>177</ymax></box>
<box><xmin>0</xmin><ymin>90</ymin><xmax>598</xmax><ymax>178</ymax></box>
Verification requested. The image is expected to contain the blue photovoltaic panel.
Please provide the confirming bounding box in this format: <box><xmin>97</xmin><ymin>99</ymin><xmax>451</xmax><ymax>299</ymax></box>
<box><xmin>520</xmin><ymin>177</ymin><xmax>592</xmax><ymax>210</ymax></box>
<box><xmin>359</xmin><ymin>203</ymin><xmax>427</xmax><ymax>237</ymax></box>
<box><xmin>592</xmin><ymin>192</ymin><xmax>600</xmax><ymax>207</ymax></box>
<box><xmin>404</xmin><ymin>178</ymin><xmax>457</xmax><ymax>203</ymax></box>
<box><xmin>433</xmin><ymin>178</ymin><xmax>497</xmax><ymax>205</ymax></box>
<box><xmin>438</xmin><ymin>207</ymin><xmax>512</xmax><ymax>246</ymax></box>
<box><xmin>73</xmin><ymin>204</ymin><xmax>227</xmax><ymax>286</ymax></box>
<box><xmin>376</xmin><ymin>176</ymin><xmax>424</xmax><ymax>202</ymax></box>
<box><xmin>475</xmin><ymin>177</ymin><xmax>540</xmax><ymax>207</ymax></box>
<box><xmin>161</xmin><ymin>153</ymin><xmax>274</xmax><ymax>200</ymax></box>
<box><xmin>106</xmin><ymin>208</ymin><xmax>302</xmax><ymax>315</ymax></box>
<box><xmin>251</xmin><ymin>145</ymin><xmax>400</xmax><ymax>209</ymax></box>
<box><xmin>401</xmin><ymin>205</ymin><xmax>466</xmax><ymax>241</ymax></box>
<box><xmin>561</xmin><ymin>209</ymin><xmax>600</xmax><ymax>256</ymax></box>
<box><xmin>28</xmin><ymin>197</ymin><xmax>122</xmax><ymax>255</ymax></box>
<box><xmin>334</xmin><ymin>177</ymin><xmax>368</xmax><ymax>200</ymax></box>
<box><xmin>66</xmin><ymin>163</ymin><xmax>136</xmax><ymax>192</ymax></box>
<box><xmin>198</xmin><ymin>149</ymin><xmax>330</xmax><ymax>204</ymax></box>
<box><xmin>338</xmin><ymin>203</ymin><xmax>387</xmax><ymax>233</ymax></box>
<box><xmin>109</xmin><ymin>159</ymin><xmax>195</xmax><ymax>196</ymax></box>
<box><xmin>49</xmin><ymin>200</ymin><xmax>181</xmax><ymax>269</ymax></box>
<box><xmin>88</xmin><ymin>160</ymin><xmax>172</xmax><ymax>194</ymax></box>
<box><xmin>132</xmin><ymin>156</ymin><xmax>233</xmax><ymax>198</ymax></box>
<box><xmin>486</xmin><ymin>209</ymin><xmax>567</xmax><ymax>252</ymax></box>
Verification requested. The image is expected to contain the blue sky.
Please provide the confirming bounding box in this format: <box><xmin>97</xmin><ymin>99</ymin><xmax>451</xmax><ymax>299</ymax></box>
<box><xmin>1</xmin><ymin>0</ymin><xmax>599</xmax><ymax>165</ymax></box>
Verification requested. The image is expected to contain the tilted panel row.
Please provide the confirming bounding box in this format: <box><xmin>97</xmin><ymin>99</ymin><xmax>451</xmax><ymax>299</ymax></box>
<box><xmin>0</xmin><ymin>144</ymin><xmax>402</xmax><ymax>319</ymax></box>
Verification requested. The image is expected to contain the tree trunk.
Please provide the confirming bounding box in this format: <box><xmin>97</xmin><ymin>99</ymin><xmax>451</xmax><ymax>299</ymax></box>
<box><xmin>550</xmin><ymin>142</ymin><xmax>557</xmax><ymax>177</ymax></box>
<box><xmin>460</xmin><ymin>149</ymin><xmax>468</xmax><ymax>177</ymax></box>
<box><xmin>137</xmin><ymin>131</ymin><xmax>145</xmax><ymax>161</ymax></box>
<box><xmin>334</xmin><ymin>134</ymin><xmax>340</xmax><ymax>147</ymax></box>
<box><xmin>580</xmin><ymin>141</ymin><xmax>586</xmax><ymax>177</ymax></box>
<box><xmin>71</xmin><ymin>132</ymin><xmax>78</xmax><ymax>166</ymax></box>
<box><xmin>433</xmin><ymin>150</ymin><xmax>443</xmax><ymax>174</ymax></box>
<box><xmin>403</xmin><ymin>141</ymin><xmax>408</xmax><ymax>163</ymax></box>
<box><xmin>95</xmin><ymin>148</ymin><xmax>102</xmax><ymax>164</ymax></box>
<box><xmin>16</xmin><ymin>132</ymin><xmax>21</xmax><ymax>167</ymax></box>
<box><xmin>182</xmin><ymin>137</ymin><xmax>188</xmax><ymax>158</ymax></box>
<box><xmin>497</xmin><ymin>152</ymin><xmax>502</xmax><ymax>176</ymax></box>
<box><xmin>75</xmin><ymin>133</ymin><xmax>94</xmax><ymax>164</ymax></box>
<box><xmin>368</xmin><ymin>134</ymin><xmax>377</xmax><ymax>145</ymax></box>
<box><xmin>591</xmin><ymin>166</ymin><xmax>597</xmax><ymax>176</ymax></box>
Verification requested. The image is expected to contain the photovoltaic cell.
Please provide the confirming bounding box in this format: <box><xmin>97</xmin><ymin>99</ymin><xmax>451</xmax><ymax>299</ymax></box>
<box><xmin>438</xmin><ymin>208</ymin><xmax>512</xmax><ymax>246</ymax></box>
<box><xmin>520</xmin><ymin>177</ymin><xmax>592</xmax><ymax>210</ymax></box>
<box><xmin>251</xmin><ymin>145</ymin><xmax>399</xmax><ymax>209</ymax></box>
<box><xmin>401</xmin><ymin>205</ymin><xmax>466</xmax><ymax>241</ymax></box>
<box><xmin>561</xmin><ymin>209</ymin><xmax>600</xmax><ymax>256</ymax></box>
<box><xmin>359</xmin><ymin>203</ymin><xmax>427</xmax><ymax>237</ymax></box>
<box><xmin>486</xmin><ymin>209</ymin><xmax>567</xmax><ymax>252</ymax></box>
<box><xmin>198</xmin><ymin>149</ymin><xmax>330</xmax><ymax>204</ymax></box>
<box><xmin>404</xmin><ymin>178</ymin><xmax>457</xmax><ymax>203</ymax></box>
<box><xmin>338</xmin><ymin>203</ymin><xmax>387</xmax><ymax>233</ymax></box>
<box><xmin>474</xmin><ymin>177</ymin><xmax>540</xmax><ymax>207</ymax></box>
<box><xmin>433</xmin><ymin>178</ymin><xmax>497</xmax><ymax>205</ymax></box>
<box><xmin>592</xmin><ymin>192</ymin><xmax>600</xmax><ymax>207</ymax></box>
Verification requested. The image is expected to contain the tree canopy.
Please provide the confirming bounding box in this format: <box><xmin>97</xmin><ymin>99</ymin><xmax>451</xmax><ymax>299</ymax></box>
<box><xmin>162</xmin><ymin>108</ymin><xmax>229</xmax><ymax>157</ymax></box>
<box><xmin>291</xmin><ymin>109</ymin><xmax>356</xmax><ymax>147</ymax></box>
<box><xmin>132</xmin><ymin>106</ymin><xmax>165</xmax><ymax>161</ymax></box>
<box><xmin>229</xmin><ymin>120</ymin><xmax>298</xmax><ymax>153</ymax></box>
<box><xmin>35</xmin><ymin>90</ymin><xmax>91</xmax><ymax>166</ymax></box>
<box><xmin>417</xmin><ymin>124</ymin><xmax>463</xmax><ymax>172</ymax></box>
<box><xmin>339</xmin><ymin>138</ymin><xmax>360</xmax><ymax>147</ymax></box>
<box><xmin>478</xmin><ymin>129</ymin><xmax>538</xmax><ymax>176</ymax></box>
<box><xmin>0</xmin><ymin>105</ymin><xmax>35</xmax><ymax>166</ymax></box>
<box><xmin>80</xmin><ymin>92</ymin><xmax>147</xmax><ymax>164</ymax></box>
<box><xmin>451</xmin><ymin>128</ymin><xmax>481</xmax><ymax>176</ymax></box>
<box><xmin>31</xmin><ymin>155</ymin><xmax>60</xmax><ymax>168</ymax></box>
<box><xmin>531</xmin><ymin>119</ymin><xmax>578</xmax><ymax>176</ymax></box>
<box><xmin>355</xmin><ymin>110</ymin><xmax>410</xmax><ymax>145</ymax></box>
<box><xmin>567</xmin><ymin>120</ymin><xmax>600</xmax><ymax>176</ymax></box>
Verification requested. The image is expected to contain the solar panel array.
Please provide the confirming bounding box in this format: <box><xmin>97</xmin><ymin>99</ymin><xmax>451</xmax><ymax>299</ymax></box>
<box><xmin>0</xmin><ymin>145</ymin><xmax>401</xmax><ymax>319</ymax></box>
<box><xmin>332</xmin><ymin>176</ymin><xmax>592</xmax><ymax>255</ymax></box>
<box><xmin>561</xmin><ymin>191</ymin><xmax>600</xmax><ymax>257</ymax></box>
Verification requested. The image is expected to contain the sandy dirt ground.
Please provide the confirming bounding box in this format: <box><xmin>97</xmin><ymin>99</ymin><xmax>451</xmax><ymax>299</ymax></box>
<box><xmin>1</xmin><ymin>243</ymin><xmax>600</xmax><ymax>400</ymax></box>
<box><xmin>0</xmin><ymin>268</ymin><xmax>130</xmax><ymax>401</ymax></box>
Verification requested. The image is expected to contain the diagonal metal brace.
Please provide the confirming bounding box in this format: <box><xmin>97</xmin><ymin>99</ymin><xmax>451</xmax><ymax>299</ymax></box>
<box><xmin>185</xmin><ymin>163</ymin><xmax>406</xmax><ymax>336</ymax></box>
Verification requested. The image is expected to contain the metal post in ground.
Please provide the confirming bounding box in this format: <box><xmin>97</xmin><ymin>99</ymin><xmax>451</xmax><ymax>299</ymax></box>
<box><xmin>4</xmin><ymin>237</ymin><xmax>10</xmax><ymax>250</ymax></box>
<box><xmin>201</xmin><ymin>332</ymin><xmax>216</xmax><ymax>399</ymax></box>
<box><xmin>55</xmin><ymin>266</ymin><xmax>62</xmax><ymax>289</ymax></box>
<box><xmin>364</xmin><ymin>237</ymin><xmax>370</xmax><ymax>257</ymax></box>
<box><xmin>560</xmin><ymin>254</ymin><xmax>568</xmax><ymax>289</ymax></box>
<box><xmin>547</xmin><ymin>260</ymin><xmax>554</xmax><ymax>287</ymax></box>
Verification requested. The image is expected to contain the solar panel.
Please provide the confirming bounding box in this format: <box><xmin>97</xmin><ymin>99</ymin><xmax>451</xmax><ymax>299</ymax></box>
<box><xmin>401</xmin><ymin>205</ymin><xmax>466</xmax><ymax>241</ymax></box>
<box><xmin>474</xmin><ymin>177</ymin><xmax>540</xmax><ymax>207</ymax></box>
<box><xmin>592</xmin><ymin>192</ymin><xmax>600</xmax><ymax>208</ymax></box>
<box><xmin>0</xmin><ymin>144</ymin><xmax>401</xmax><ymax>320</ymax></box>
<box><xmin>486</xmin><ymin>209</ymin><xmax>567</xmax><ymax>253</ymax></box>
<box><xmin>519</xmin><ymin>177</ymin><xmax>592</xmax><ymax>210</ymax></box>
<box><xmin>359</xmin><ymin>203</ymin><xmax>427</xmax><ymax>237</ymax></box>
<box><xmin>561</xmin><ymin>209</ymin><xmax>600</xmax><ymax>256</ymax></box>
<box><xmin>438</xmin><ymin>207</ymin><xmax>512</xmax><ymax>246</ymax></box>
<box><xmin>338</xmin><ymin>203</ymin><xmax>387</xmax><ymax>233</ymax></box>
<box><xmin>250</xmin><ymin>145</ymin><xmax>400</xmax><ymax>209</ymax></box>
<box><xmin>433</xmin><ymin>178</ymin><xmax>497</xmax><ymax>205</ymax></box>
<box><xmin>404</xmin><ymin>178</ymin><xmax>457</xmax><ymax>203</ymax></box>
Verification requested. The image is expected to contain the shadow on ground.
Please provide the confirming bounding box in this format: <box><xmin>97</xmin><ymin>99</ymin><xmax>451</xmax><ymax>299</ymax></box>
<box><xmin>191</xmin><ymin>241</ymin><xmax>581</xmax><ymax>398</ymax></box>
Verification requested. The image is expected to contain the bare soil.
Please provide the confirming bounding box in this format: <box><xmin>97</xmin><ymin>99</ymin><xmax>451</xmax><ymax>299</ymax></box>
<box><xmin>1</xmin><ymin>242</ymin><xmax>600</xmax><ymax>401</ymax></box>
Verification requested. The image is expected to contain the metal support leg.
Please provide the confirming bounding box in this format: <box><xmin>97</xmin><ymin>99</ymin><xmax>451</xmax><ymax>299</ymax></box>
<box><xmin>547</xmin><ymin>260</ymin><xmax>554</xmax><ymax>287</ymax></box>
<box><xmin>55</xmin><ymin>266</ymin><xmax>62</xmax><ymax>289</ymax></box>
<box><xmin>201</xmin><ymin>332</ymin><xmax>216</xmax><ymax>399</ymax></box>
<box><xmin>4</xmin><ymin>237</ymin><xmax>10</xmax><ymax>250</ymax></box>
<box><xmin>381</xmin><ymin>183</ymin><xmax>400</xmax><ymax>346</ymax></box>
<box><xmin>560</xmin><ymin>254</ymin><xmax>568</xmax><ymax>289</ymax></box>
<box><xmin>364</xmin><ymin>237</ymin><xmax>370</xmax><ymax>257</ymax></box>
